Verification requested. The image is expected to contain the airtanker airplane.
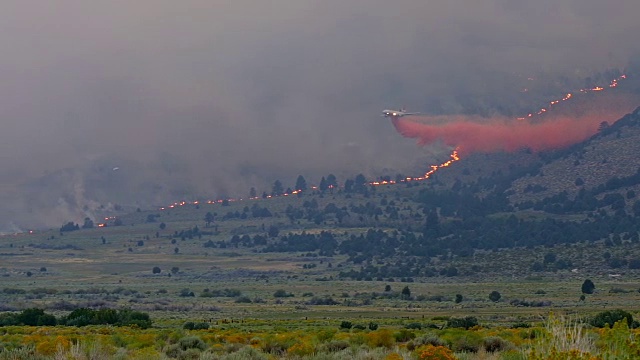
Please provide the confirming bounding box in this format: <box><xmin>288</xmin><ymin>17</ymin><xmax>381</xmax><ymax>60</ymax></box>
<box><xmin>381</xmin><ymin>108</ymin><xmax>420</xmax><ymax>118</ymax></box>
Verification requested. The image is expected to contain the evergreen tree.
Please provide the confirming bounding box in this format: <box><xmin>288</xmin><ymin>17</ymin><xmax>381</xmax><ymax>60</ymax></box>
<box><xmin>326</xmin><ymin>174</ymin><xmax>338</xmax><ymax>188</ymax></box>
<box><xmin>424</xmin><ymin>210</ymin><xmax>440</xmax><ymax>238</ymax></box>
<box><xmin>319</xmin><ymin>176</ymin><xmax>328</xmax><ymax>191</ymax></box>
<box><xmin>204</xmin><ymin>212</ymin><xmax>214</xmax><ymax>227</ymax></box>
<box><xmin>581</xmin><ymin>279</ymin><xmax>595</xmax><ymax>294</ymax></box>
<box><xmin>401</xmin><ymin>286</ymin><xmax>411</xmax><ymax>300</ymax></box>
<box><xmin>344</xmin><ymin>179</ymin><xmax>355</xmax><ymax>193</ymax></box>
<box><xmin>295</xmin><ymin>175</ymin><xmax>307</xmax><ymax>191</ymax></box>
<box><xmin>272</xmin><ymin>180</ymin><xmax>284</xmax><ymax>196</ymax></box>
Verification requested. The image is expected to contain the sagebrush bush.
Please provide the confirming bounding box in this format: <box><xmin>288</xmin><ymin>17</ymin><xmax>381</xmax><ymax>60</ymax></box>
<box><xmin>178</xmin><ymin>336</ymin><xmax>207</xmax><ymax>351</ymax></box>
<box><xmin>483</xmin><ymin>336</ymin><xmax>514</xmax><ymax>353</ymax></box>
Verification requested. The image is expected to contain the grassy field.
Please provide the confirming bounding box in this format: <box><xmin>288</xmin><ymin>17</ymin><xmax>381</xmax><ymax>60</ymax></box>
<box><xmin>2</xmin><ymin>182</ymin><xmax>640</xmax><ymax>359</ymax></box>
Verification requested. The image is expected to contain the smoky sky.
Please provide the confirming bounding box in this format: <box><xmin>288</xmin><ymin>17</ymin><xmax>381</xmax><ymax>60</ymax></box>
<box><xmin>2</xmin><ymin>0</ymin><xmax>640</xmax><ymax>229</ymax></box>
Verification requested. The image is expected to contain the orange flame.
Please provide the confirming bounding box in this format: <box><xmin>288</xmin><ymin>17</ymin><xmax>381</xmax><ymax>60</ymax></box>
<box><xmin>519</xmin><ymin>74</ymin><xmax>626</xmax><ymax>120</ymax></box>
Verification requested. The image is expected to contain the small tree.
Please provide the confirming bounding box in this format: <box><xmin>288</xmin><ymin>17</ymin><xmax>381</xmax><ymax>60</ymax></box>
<box><xmin>319</xmin><ymin>177</ymin><xmax>328</xmax><ymax>192</ymax></box>
<box><xmin>326</xmin><ymin>174</ymin><xmax>338</xmax><ymax>189</ymax></box>
<box><xmin>401</xmin><ymin>286</ymin><xmax>411</xmax><ymax>300</ymax></box>
<box><xmin>268</xmin><ymin>225</ymin><xmax>280</xmax><ymax>238</ymax></box>
<box><xmin>295</xmin><ymin>175</ymin><xmax>308</xmax><ymax>191</ymax></box>
<box><xmin>204</xmin><ymin>212</ymin><xmax>214</xmax><ymax>227</ymax></box>
<box><xmin>82</xmin><ymin>217</ymin><xmax>94</xmax><ymax>229</ymax></box>
<box><xmin>273</xmin><ymin>289</ymin><xmax>292</xmax><ymax>298</ymax></box>
<box><xmin>455</xmin><ymin>294</ymin><xmax>463</xmax><ymax>304</ymax></box>
<box><xmin>272</xmin><ymin>180</ymin><xmax>284</xmax><ymax>196</ymax></box>
<box><xmin>582</xmin><ymin>279</ymin><xmax>595</xmax><ymax>294</ymax></box>
<box><xmin>152</xmin><ymin>266</ymin><xmax>161</xmax><ymax>274</ymax></box>
<box><xmin>489</xmin><ymin>291</ymin><xmax>501</xmax><ymax>302</ymax></box>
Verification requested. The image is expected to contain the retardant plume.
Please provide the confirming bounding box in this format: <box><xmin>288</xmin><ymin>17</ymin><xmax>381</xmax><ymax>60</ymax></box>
<box><xmin>391</xmin><ymin>94</ymin><xmax>639</xmax><ymax>155</ymax></box>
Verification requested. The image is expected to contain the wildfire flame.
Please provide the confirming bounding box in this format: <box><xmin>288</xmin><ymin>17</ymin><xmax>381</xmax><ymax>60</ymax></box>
<box><xmin>371</xmin><ymin>149</ymin><xmax>460</xmax><ymax>183</ymax></box>
<box><xmin>520</xmin><ymin>74</ymin><xmax>626</xmax><ymax>120</ymax></box>
<box><xmin>154</xmin><ymin>149</ymin><xmax>462</xmax><ymax>212</ymax></box>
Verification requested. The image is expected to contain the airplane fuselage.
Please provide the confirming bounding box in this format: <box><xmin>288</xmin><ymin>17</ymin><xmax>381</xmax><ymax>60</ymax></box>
<box><xmin>381</xmin><ymin>109</ymin><xmax>419</xmax><ymax>118</ymax></box>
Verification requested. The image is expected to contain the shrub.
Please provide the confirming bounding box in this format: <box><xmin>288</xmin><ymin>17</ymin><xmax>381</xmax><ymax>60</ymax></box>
<box><xmin>178</xmin><ymin>336</ymin><xmax>207</xmax><ymax>351</ymax></box>
<box><xmin>340</xmin><ymin>321</ymin><xmax>353</xmax><ymax>329</ymax></box>
<box><xmin>483</xmin><ymin>336</ymin><xmax>514</xmax><ymax>352</ymax></box>
<box><xmin>287</xmin><ymin>341</ymin><xmax>314</xmax><ymax>357</ymax></box>
<box><xmin>193</xmin><ymin>322</ymin><xmax>210</xmax><ymax>330</ymax></box>
<box><xmin>0</xmin><ymin>313</ymin><xmax>19</xmax><ymax>326</ymax></box>
<box><xmin>183</xmin><ymin>322</ymin><xmax>195</xmax><ymax>330</ymax></box>
<box><xmin>394</xmin><ymin>329</ymin><xmax>416</xmax><ymax>342</ymax></box>
<box><xmin>17</xmin><ymin>308</ymin><xmax>56</xmax><ymax>326</ymax></box>
<box><xmin>179</xmin><ymin>289</ymin><xmax>195</xmax><ymax>297</ymax></box>
<box><xmin>321</xmin><ymin>340</ymin><xmax>349</xmax><ymax>352</ymax></box>
<box><xmin>446</xmin><ymin>316</ymin><xmax>478</xmax><ymax>329</ymax></box>
<box><xmin>414</xmin><ymin>345</ymin><xmax>456</xmax><ymax>360</ymax></box>
<box><xmin>450</xmin><ymin>333</ymin><xmax>482</xmax><ymax>353</ymax></box>
<box><xmin>589</xmin><ymin>309</ymin><xmax>634</xmax><ymax>328</ymax></box>
<box><xmin>273</xmin><ymin>289</ymin><xmax>293</xmax><ymax>298</ymax></box>
<box><xmin>219</xmin><ymin>346</ymin><xmax>268</xmax><ymax>360</ymax></box>
<box><xmin>366</xmin><ymin>329</ymin><xmax>395</xmax><ymax>348</ymax></box>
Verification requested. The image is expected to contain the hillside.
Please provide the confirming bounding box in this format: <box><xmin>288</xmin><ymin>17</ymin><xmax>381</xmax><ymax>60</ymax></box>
<box><xmin>4</xmin><ymin>109</ymin><xmax>640</xmax><ymax>326</ymax></box>
<box><xmin>6</xmin><ymin>102</ymin><xmax>640</xmax><ymax>284</ymax></box>
<box><xmin>507</xmin><ymin>106</ymin><xmax>640</xmax><ymax>205</ymax></box>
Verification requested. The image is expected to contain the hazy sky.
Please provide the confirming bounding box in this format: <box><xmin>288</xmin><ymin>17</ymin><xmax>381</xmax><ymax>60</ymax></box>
<box><xmin>2</xmin><ymin>0</ymin><xmax>640</xmax><ymax>229</ymax></box>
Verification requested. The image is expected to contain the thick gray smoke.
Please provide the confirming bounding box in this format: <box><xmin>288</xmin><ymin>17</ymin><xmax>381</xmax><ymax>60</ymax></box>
<box><xmin>2</xmin><ymin>1</ymin><xmax>640</xmax><ymax>230</ymax></box>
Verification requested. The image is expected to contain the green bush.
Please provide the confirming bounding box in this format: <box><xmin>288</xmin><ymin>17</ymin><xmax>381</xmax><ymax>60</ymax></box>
<box><xmin>511</xmin><ymin>321</ymin><xmax>531</xmax><ymax>329</ymax></box>
<box><xmin>394</xmin><ymin>329</ymin><xmax>416</xmax><ymax>342</ymax></box>
<box><xmin>273</xmin><ymin>289</ymin><xmax>294</xmax><ymax>298</ymax></box>
<box><xmin>450</xmin><ymin>333</ymin><xmax>483</xmax><ymax>353</ymax></box>
<box><xmin>589</xmin><ymin>309</ymin><xmax>634</xmax><ymax>328</ymax></box>
<box><xmin>193</xmin><ymin>322</ymin><xmax>210</xmax><ymax>330</ymax></box>
<box><xmin>320</xmin><ymin>340</ymin><xmax>350</xmax><ymax>352</ymax></box>
<box><xmin>483</xmin><ymin>336</ymin><xmax>514</xmax><ymax>353</ymax></box>
<box><xmin>340</xmin><ymin>321</ymin><xmax>353</xmax><ymax>329</ymax></box>
<box><xmin>178</xmin><ymin>336</ymin><xmax>207</xmax><ymax>351</ymax></box>
<box><xmin>446</xmin><ymin>316</ymin><xmax>478</xmax><ymax>329</ymax></box>
<box><xmin>17</xmin><ymin>308</ymin><xmax>54</xmax><ymax>326</ymax></box>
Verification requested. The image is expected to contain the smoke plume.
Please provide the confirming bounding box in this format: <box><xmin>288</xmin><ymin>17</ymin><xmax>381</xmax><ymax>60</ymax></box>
<box><xmin>2</xmin><ymin>1</ymin><xmax>640</xmax><ymax>230</ymax></box>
